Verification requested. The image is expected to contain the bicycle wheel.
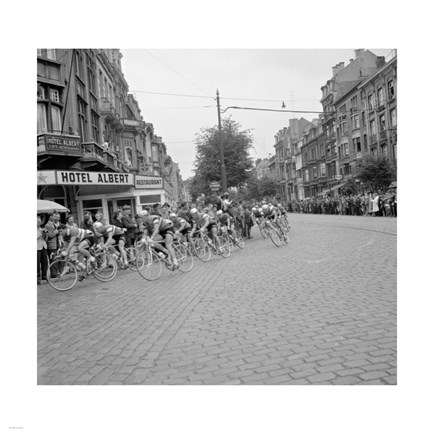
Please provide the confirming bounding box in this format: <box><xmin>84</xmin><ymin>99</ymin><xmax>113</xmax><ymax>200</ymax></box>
<box><xmin>193</xmin><ymin>237</ymin><xmax>211</xmax><ymax>262</ymax></box>
<box><xmin>174</xmin><ymin>243</ymin><xmax>194</xmax><ymax>272</ymax></box>
<box><xmin>125</xmin><ymin>247</ymin><xmax>139</xmax><ymax>271</ymax></box>
<box><xmin>93</xmin><ymin>251</ymin><xmax>118</xmax><ymax>281</ymax></box>
<box><xmin>218</xmin><ymin>235</ymin><xmax>232</xmax><ymax>258</ymax></box>
<box><xmin>137</xmin><ymin>249</ymin><xmax>163</xmax><ymax>281</ymax></box>
<box><xmin>47</xmin><ymin>258</ymin><xmax>78</xmax><ymax>291</ymax></box>
<box><xmin>268</xmin><ymin>227</ymin><xmax>282</xmax><ymax>247</ymax></box>
<box><xmin>233</xmin><ymin>230</ymin><xmax>245</xmax><ymax>249</ymax></box>
<box><xmin>259</xmin><ymin>223</ymin><xmax>268</xmax><ymax>239</ymax></box>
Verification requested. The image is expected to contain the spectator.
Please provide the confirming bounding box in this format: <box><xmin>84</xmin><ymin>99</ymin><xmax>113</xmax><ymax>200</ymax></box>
<box><xmin>66</xmin><ymin>214</ymin><xmax>78</xmax><ymax>228</ymax></box>
<box><xmin>244</xmin><ymin>205</ymin><xmax>253</xmax><ymax>239</ymax></box>
<box><xmin>37</xmin><ymin>215</ymin><xmax>48</xmax><ymax>284</ymax></box>
<box><xmin>121</xmin><ymin>204</ymin><xmax>138</xmax><ymax>248</ymax></box>
<box><xmin>45</xmin><ymin>212</ymin><xmax>60</xmax><ymax>263</ymax></box>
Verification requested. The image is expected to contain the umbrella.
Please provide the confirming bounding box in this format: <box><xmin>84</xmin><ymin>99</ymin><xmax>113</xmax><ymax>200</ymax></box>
<box><xmin>37</xmin><ymin>199</ymin><xmax>69</xmax><ymax>214</ymax></box>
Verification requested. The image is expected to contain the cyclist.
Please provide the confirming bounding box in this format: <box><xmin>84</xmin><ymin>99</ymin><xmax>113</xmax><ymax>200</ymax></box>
<box><xmin>140</xmin><ymin>211</ymin><xmax>179</xmax><ymax>268</ymax></box>
<box><xmin>191</xmin><ymin>207</ymin><xmax>222</xmax><ymax>253</ymax></box>
<box><xmin>216</xmin><ymin>209</ymin><xmax>234</xmax><ymax>236</ymax></box>
<box><xmin>169</xmin><ymin>212</ymin><xmax>193</xmax><ymax>247</ymax></box>
<box><xmin>93</xmin><ymin>221</ymin><xmax>128</xmax><ymax>267</ymax></box>
<box><xmin>58</xmin><ymin>224</ymin><xmax>96</xmax><ymax>271</ymax></box>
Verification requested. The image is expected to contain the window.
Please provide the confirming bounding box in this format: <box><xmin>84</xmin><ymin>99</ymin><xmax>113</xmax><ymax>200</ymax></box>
<box><xmin>37</xmin><ymin>49</ymin><xmax>56</xmax><ymax>60</ymax></box>
<box><xmin>77</xmin><ymin>96</ymin><xmax>88</xmax><ymax>141</ymax></box>
<box><xmin>51</xmin><ymin>106</ymin><xmax>62</xmax><ymax>132</ymax></box>
<box><xmin>361</xmin><ymin>111</ymin><xmax>365</xmax><ymax>126</ymax></box>
<box><xmin>368</xmin><ymin>93</ymin><xmax>375</xmax><ymax>110</ymax></box>
<box><xmin>87</xmin><ymin>54</ymin><xmax>96</xmax><ymax>94</ymax></box>
<box><xmin>50</xmin><ymin>88</ymin><xmax>60</xmax><ymax>102</ymax></box>
<box><xmin>379</xmin><ymin>114</ymin><xmax>386</xmax><ymax>132</ymax></box>
<box><xmin>353</xmin><ymin>137</ymin><xmax>361</xmax><ymax>153</ymax></box>
<box><xmin>305</xmin><ymin>169</ymin><xmax>309</xmax><ymax>182</ymax></box>
<box><xmin>340</xmin><ymin>104</ymin><xmax>346</xmax><ymax>113</ymax></box>
<box><xmin>37</xmin><ymin>83</ymin><xmax>63</xmax><ymax>134</ymax></box>
<box><xmin>313</xmin><ymin>166</ymin><xmax>317</xmax><ymax>178</ymax></box>
<box><xmin>37</xmin><ymin>104</ymin><xmax>48</xmax><ymax>133</ymax></box>
<box><xmin>311</xmin><ymin>148</ymin><xmax>317</xmax><ymax>160</ymax></box>
<box><xmin>75</xmin><ymin>51</ymin><xmax>84</xmax><ymax>77</ymax></box>
<box><xmin>390</xmin><ymin>109</ymin><xmax>397</xmax><ymax>127</ymax></box>
<box><xmin>351</xmin><ymin>95</ymin><xmax>358</xmax><ymax>107</ymax></box>
<box><xmin>91</xmin><ymin>111</ymin><xmax>100</xmax><ymax>142</ymax></box>
<box><xmin>320</xmin><ymin>163</ymin><xmax>326</xmax><ymax>177</ymax></box>
<box><xmin>370</xmin><ymin>119</ymin><xmax>376</xmax><ymax>135</ymax></box>
<box><xmin>352</xmin><ymin>114</ymin><xmax>360</xmax><ymax>129</ymax></box>
<box><xmin>377</xmin><ymin>87</ymin><xmax>384</xmax><ymax>106</ymax></box>
<box><xmin>37</xmin><ymin>85</ymin><xmax>45</xmax><ymax>100</ymax></box>
<box><xmin>388</xmin><ymin>79</ymin><xmax>394</xmax><ymax>99</ymax></box>
<box><xmin>344</xmin><ymin>143</ymin><xmax>349</xmax><ymax>157</ymax></box>
<box><xmin>340</xmin><ymin>122</ymin><xmax>347</xmax><ymax>136</ymax></box>
<box><xmin>381</xmin><ymin>144</ymin><xmax>388</xmax><ymax>156</ymax></box>
<box><xmin>363</xmin><ymin>134</ymin><xmax>368</xmax><ymax>152</ymax></box>
<box><xmin>319</xmin><ymin>144</ymin><xmax>324</xmax><ymax>157</ymax></box>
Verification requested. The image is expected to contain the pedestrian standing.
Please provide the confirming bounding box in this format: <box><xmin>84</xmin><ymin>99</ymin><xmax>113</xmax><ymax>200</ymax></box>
<box><xmin>45</xmin><ymin>212</ymin><xmax>60</xmax><ymax>263</ymax></box>
<box><xmin>37</xmin><ymin>215</ymin><xmax>48</xmax><ymax>284</ymax></box>
<box><xmin>121</xmin><ymin>204</ymin><xmax>138</xmax><ymax>248</ymax></box>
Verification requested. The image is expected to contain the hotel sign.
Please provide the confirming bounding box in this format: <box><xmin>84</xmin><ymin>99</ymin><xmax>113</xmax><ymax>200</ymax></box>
<box><xmin>57</xmin><ymin>171</ymin><xmax>134</xmax><ymax>185</ymax></box>
<box><xmin>38</xmin><ymin>134</ymin><xmax>81</xmax><ymax>153</ymax></box>
<box><xmin>135</xmin><ymin>175</ymin><xmax>163</xmax><ymax>189</ymax></box>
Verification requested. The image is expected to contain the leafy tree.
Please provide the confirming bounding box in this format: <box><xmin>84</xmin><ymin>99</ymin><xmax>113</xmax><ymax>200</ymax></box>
<box><xmin>355</xmin><ymin>156</ymin><xmax>396</xmax><ymax>192</ymax></box>
<box><xmin>340</xmin><ymin>177</ymin><xmax>358</xmax><ymax>196</ymax></box>
<box><xmin>192</xmin><ymin>117</ymin><xmax>255</xmax><ymax>193</ymax></box>
<box><xmin>241</xmin><ymin>173</ymin><xmax>279</xmax><ymax>202</ymax></box>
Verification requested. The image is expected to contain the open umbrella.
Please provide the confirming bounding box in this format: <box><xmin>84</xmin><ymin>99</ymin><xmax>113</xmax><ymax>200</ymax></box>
<box><xmin>37</xmin><ymin>199</ymin><xmax>69</xmax><ymax>214</ymax></box>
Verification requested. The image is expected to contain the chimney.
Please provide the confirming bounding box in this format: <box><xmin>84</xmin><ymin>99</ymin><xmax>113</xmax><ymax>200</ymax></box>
<box><xmin>349</xmin><ymin>58</ymin><xmax>354</xmax><ymax>63</ymax></box>
<box><xmin>332</xmin><ymin>62</ymin><xmax>345</xmax><ymax>76</ymax></box>
<box><xmin>355</xmin><ymin>49</ymin><xmax>365</xmax><ymax>58</ymax></box>
<box><xmin>376</xmin><ymin>56</ymin><xmax>385</xmax><ymax>68</ymax></box>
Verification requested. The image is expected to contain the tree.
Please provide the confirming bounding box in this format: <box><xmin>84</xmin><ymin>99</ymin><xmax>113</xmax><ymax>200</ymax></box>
<box><xmin>192</xmin><ymin>117</ymin><xmax>255</xmax><ymax>194</ymax></box>
<box><xmin>355</xmin><ymin>156</ymin><xmax>396</xmax><ymax>192</ymax></box>
<box><xmin>240</xmin><ymin>173</ymin><xmax>279</xmax><ymax>202</ymax></box>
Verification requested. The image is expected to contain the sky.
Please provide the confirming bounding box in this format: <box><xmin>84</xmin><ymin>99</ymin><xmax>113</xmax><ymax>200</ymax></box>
<box><xmin>121</xmin><ymin>48</ymin><xmax>394</xmax><ymax>180</ymax></box>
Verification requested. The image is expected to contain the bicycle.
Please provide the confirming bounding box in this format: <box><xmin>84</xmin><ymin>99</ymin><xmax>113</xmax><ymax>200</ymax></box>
<box><xmin>199</xmin><ymin>230</ymin><xmax>231</xmax><ymax>258</ymax></box>
<box><xmin>47</xmin><ymin>245</ymin><xmax>117</xmax><ymax>291</ymax></box>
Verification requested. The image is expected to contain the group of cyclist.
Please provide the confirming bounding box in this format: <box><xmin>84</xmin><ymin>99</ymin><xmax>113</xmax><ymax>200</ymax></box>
<box><xmin>41</xmin><ymin>193</ymin><xmax>291</xmax><ymax>281</ymax></box>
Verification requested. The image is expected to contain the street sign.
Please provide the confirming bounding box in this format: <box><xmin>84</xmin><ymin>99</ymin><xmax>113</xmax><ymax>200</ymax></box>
<box><xmin>209</xmin><ymin>181</ymin><xmax>220</xmax><ymax>192</ymax></box>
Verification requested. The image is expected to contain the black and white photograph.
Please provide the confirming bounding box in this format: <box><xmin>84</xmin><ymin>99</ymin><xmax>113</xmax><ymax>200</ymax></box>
<box><xmin>3</xmin><ymin>1</ymin><xmax>431</xmax><ymax>431</ymax></box>
<box><xmin>36</xmin><ymin>47</ymin><xmax>398</xmax><ymax>387</ymax></box>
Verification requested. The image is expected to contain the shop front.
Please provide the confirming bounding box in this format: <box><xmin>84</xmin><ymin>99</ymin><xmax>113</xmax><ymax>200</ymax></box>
<box><xmin>37</xmin><ymin>170</ymin><xmax>172</xmax><ymax>224</ymax></box>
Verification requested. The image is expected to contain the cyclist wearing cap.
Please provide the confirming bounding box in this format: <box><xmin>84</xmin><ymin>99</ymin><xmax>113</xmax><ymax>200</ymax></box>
<box><xmin>169</xmin><ymin>212</ymin><xmax>194</xmax><ymax>249</ymax></box>
<box><xmin>140</xmin><ymin>212</ymin><xmax>179</xmax><ymax>268</ymax></box>
<box><xmin>216</xmin><ymin>209</ymin><xmax>233</xmax><ymax>233</ymax></box>
<box><xmin>93</xmin><ymin>221</ymin><xmax>128</xmax><ymax>266</ymax></box>
<box><xmin>58</xmin><ymin>224</ymin><xmax>95</xmax><ymax>270</ymax></box>
<box><xmin>191</xmin><ymin>207</ymin><xmax>222</xmax><ymax>252</ymax></box>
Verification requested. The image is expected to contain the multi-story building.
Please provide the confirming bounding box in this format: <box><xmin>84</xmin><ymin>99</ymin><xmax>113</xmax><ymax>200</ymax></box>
<box><xmin>37</xmin><ymin>49</ymin><xmax>181</xmax><ymax>222</ymax></box>
<box><xmin>273</xmin><ymin>118</ymin><xmax>311</xmax><ymax>202</ymax></box>
<box><xmin>267</xmin><ymin>49</ymin><xmax>397</xmax><ymax>202</ymax></box>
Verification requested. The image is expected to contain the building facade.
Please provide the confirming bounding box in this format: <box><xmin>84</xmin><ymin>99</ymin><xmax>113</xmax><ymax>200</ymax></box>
<box><xmin>37</xmin><ymin>49</ymin><xmax>182</xmax><ymax>222</ymax></box>
<box><xmin>268</xmin><ymin>49</ymin><xmax>397</xmax><ymax>202</ymax></box>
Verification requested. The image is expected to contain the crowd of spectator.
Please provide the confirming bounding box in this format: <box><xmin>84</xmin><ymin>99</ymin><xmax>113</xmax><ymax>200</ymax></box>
<box><xmin>284</xmin><ymin>189</ymin><xmax>397</xmax><ymax>217</ymax></box>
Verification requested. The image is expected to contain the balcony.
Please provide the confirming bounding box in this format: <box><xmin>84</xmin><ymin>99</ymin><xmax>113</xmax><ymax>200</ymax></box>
<box><xmin>100</xmin><ymin>98</ymin><xmax>123</xmax><ymax>129</ymax></box>
<box><xmin>81</xmin><ymin>142</ymin><xmax>119</xmax><ymax>172</ymax></box>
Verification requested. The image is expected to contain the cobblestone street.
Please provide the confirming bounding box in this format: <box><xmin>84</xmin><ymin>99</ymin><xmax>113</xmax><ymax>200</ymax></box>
<box><xmin>37</xmin><ymin>213</ymin><xmax>397</xmax><ymax>385</ymax></box>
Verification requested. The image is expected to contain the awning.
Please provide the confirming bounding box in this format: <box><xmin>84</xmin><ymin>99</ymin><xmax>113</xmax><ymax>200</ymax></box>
<box><xmin>37</xmin><ymin>199</ymin><xmax>69</xmax><ymax>213</ymax></box>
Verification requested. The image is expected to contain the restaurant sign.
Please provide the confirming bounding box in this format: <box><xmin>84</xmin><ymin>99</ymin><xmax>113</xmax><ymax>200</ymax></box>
<box><xmin>38</xmin><ymin>134</ymin><xmax>81</xmax><ymax>153</ymax></box>
<box><xmin>135</xmin><ymin>175</ymin><xmax>163</xmax><ymax>189</ymax></box>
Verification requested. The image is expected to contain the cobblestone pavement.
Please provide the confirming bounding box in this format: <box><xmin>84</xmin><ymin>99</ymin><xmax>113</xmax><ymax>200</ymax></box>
<box><xmin>37</xmin><ymin>213</ymin><xmax>397</xmax><ymax>385</ymax></box>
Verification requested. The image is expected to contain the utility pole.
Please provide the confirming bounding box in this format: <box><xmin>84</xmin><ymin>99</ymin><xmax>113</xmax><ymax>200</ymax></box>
<box><xmin>216</xmin><ymin>89</ymin><xmax>227</xmax><ymax>193</ymax></box>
